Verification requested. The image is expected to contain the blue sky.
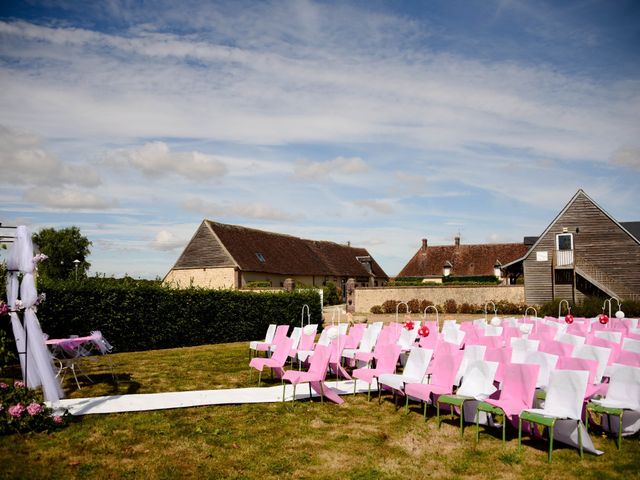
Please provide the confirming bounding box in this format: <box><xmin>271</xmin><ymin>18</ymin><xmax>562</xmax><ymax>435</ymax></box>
<box><xmin>1</xmin><ymin>0</ymin><xmax>639</xmax><ymax>278</ymax></box>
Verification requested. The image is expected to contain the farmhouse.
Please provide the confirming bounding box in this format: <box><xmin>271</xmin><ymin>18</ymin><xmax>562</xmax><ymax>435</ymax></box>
<box><xmin>398</xmin><ymin>236</ymin><xmax>529</xmax><ymax>283</ymax></box>
<box><xmin>502</xmin><ymin>189</ymin><xmax>640</xmax><ymax>304</ymax></box>
<box><xmin>163</xmin><ymin>220</ymin><xmax>388</xmax><ymax>290</ymax></box>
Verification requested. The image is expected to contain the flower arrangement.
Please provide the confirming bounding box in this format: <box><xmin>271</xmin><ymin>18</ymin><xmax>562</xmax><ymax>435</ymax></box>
<box><xmin>0</xmin><ymin>380</ymin><xmax>67</xmax><ymax>435</ymax></box>
<box><xmin>403</xmin><ymin>320</ymin><xmax>414</xmax><ymax>331</ymax></box>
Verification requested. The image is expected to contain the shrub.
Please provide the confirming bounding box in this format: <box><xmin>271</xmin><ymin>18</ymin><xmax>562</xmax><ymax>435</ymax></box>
<box><xmin>537</xmin><ymin>296</ymin><xmax>640</xmax><ymax>318</ymax></box>
<box><xmin>419</xmin><ymin>300</ymin><xmax>434</xmax><ymax>313</ymax></box>
<box><xmin>0</xmin><ymin>381</ymin><xmax>68</xmax><ymax>435</ymax></box>
<box><xmin>407</xmin><ymin>299</ymin><xmax>421</xmax><ymax>314</ymax></box>
<box><xmin>381</xmin><ymin>300</ymin><xmax>400</xmax><ymax>314</ymax></box>
<box><xmin>322</xmin><ymin>281</ymin><xmax>342</xmax><ymax>306</ymax></box>
<box><xmin>443</xmin><ymin>299</ymin><xmax>458</xmax><ymax>314</ymax></box>
<box><xmin>245</xmin><ymin>280</ymin><xmax>272</xmax><ymax>288</ymax></box>
<box><xmin>494</xmin><ymin>300</ymin><xmax>527</xmax><ymax>315</ymax></box>
<box><xmin>33</xmin><ymin>277</ymin><xmax>322</xmax><ymax>353</ymax></box>
<box><xmin>370</xmin><ymin>305</ymin><xmax>384</xmax><ymax>314</ymax></box>
<box><xmin>459</xmin><ymin>302</ymin><xmax>476</xmax><ymax>314</ymax></box>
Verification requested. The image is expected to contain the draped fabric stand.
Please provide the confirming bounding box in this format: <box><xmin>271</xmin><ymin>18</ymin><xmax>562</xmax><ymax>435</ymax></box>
<box><xmin>5</xmin><ymin>226</ymin><xmax>63</xmax><ymax>404</ymax></box>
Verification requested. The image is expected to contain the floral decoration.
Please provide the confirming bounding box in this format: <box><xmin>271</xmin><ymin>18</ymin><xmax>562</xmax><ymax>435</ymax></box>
<box><xmin>404</xmin><ymin>320</ymin><xmax>414</xmax><ymax>331</ymax></box>
<box><xmin>0</xmin><ymin>380</ymin><xmax>67</xmax><ymax>435</ymax></box>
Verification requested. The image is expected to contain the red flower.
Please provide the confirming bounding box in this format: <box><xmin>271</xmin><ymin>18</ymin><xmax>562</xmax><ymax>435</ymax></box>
<box><xmin>598</xmin><ymin>314</ymin><xmax>609</xmax><ymax>325</ymax></box>
<box><xmin>418</xmin><ymin>325</ymin><xmax>430</xmax><ymax>337</ymax></box>
<box><xmin>404</xmin><ymin>320</ymin><xmax>415</xmax><ymax>331</ymax></box>
<box><xmin>564</xmin><ymin>314</ymin><xmax>574</xmax><ymax>324</ymax></box>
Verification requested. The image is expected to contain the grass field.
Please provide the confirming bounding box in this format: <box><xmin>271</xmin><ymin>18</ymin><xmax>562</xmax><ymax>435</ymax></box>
<box><xmin>1</xmin><ymin>340</ymin><xmax>638</xmax><ymax>479</ymax></box>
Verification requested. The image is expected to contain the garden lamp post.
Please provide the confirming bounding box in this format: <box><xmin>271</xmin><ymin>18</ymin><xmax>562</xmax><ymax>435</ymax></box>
<box><xmin>73</xmin><ymin>259</ymin><xmax>80</xmax><ymax>280</ymax></box>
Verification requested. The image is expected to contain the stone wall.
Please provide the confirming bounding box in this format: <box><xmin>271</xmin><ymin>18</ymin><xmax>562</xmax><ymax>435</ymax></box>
<box><xmin>354</xmin><ymin>285</ymin><xmax>525</xmax><ymax>313</ymax></box>
<box><xmin>163</xmin><ymin>267</ymin><xmax>237</xmax><ymax>289</ymax></box>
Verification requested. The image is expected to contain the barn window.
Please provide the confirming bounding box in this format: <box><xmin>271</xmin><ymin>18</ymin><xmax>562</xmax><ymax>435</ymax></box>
<box><xmin>556</xmin><ymin>233</ymin><xmax>573</xmax><ymax>251</ymax></box>
<box><xmin>255</xmin><ymin>252</ymin><xmax>266</xmax><ymax>263</ymax></box>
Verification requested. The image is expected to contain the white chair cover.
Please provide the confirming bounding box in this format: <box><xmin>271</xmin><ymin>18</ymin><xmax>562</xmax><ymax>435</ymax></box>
<box><xmin>455</xmin><ymin>360</ymin><xmax>498</xmax><ymax>400</ymax></box>
<box><xmin>378</xmin><ymin>347</ymin><xmax>433</xmax><ymax>390</ymax></box>
<box><xmin>515</xmin><ymin>351</ymin><xmax>558</xmax><ymax>389</ymax></box>
<box><xmin>555</xmin><ymin>332</ymin><xmax>586</xmax><ymax>348</ymax></box>
<box><xmin>594</xmin><ymin>330</ymin><xmax>623</xmax><ymax>344</ymax></box>
<box><xmin>622</xmin><ymin>338</ymin><xmax>640</xmax><ymax>353</ymax></box>
<box><xmin>510</xmin><ymin>338</ymin><xmax>539</xmax><ymax>363</ymax></box>
<box><xmin>572</xmin><ymin>344</ymin><xmax>611</xmax><ymax>384</ymax></box>
<box><xmin>454</xmin><ymin>344</ymin><xmax>486</xmax><ymax>386</ymax></box>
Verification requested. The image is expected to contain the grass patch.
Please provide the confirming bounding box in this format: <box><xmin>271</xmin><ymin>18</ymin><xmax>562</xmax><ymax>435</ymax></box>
<box><xmin>1</xmin><ymin>341</ymin><xmax>639</xmax><ymax>479</ymax></box>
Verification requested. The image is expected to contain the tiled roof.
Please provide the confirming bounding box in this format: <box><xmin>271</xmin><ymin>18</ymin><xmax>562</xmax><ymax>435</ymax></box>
<box><xmin>206</xmin><ymin>220</ymin><xmax>388</xmax><ymax>279</ymax></box>
<box><xmin>621</xmin><ymin>221</ymin><xmax>640</xmax><ymax>242</ymax></box>
<box><xmin>398</xmin><ymin>240</ymin><xmax>529</xmax><ymax>277</ymax></box>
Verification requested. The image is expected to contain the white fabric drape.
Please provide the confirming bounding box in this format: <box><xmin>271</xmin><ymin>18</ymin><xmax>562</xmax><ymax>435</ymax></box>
<box><xmin>5</xmin><ymin>226</ymin><xmax>63</xmax><ymax>403</ymax></box>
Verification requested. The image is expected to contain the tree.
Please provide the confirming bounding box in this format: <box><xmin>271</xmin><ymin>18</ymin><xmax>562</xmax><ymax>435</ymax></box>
<box><xmin>32</xmin><ymin>227</ymin><xmax>92</xmax><ymax>280</ymax></box>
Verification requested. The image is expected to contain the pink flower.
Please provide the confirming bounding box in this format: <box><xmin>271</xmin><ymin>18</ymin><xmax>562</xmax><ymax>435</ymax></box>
<box><xmin>53</xmin><ymin>415</ymin><xmax>64</xmax><ymax>424</ymax></box>
<box><xmin>27</xmin><ymin>402</ymin><xmax>43</xmax><ymax>416</ymax></box>
<box><xmin>14</xmin><ymin>380</ymin><xmax>25</xmax><ymax>388</ymax></box>
<box><xmin>0</xmin><ymin>382</ymin><xmax>8</xmax><ymax>390</ymax></box>
<box><xmin>8</xmin><ymin>403</ymin><xmax>25</xmax><ymax>418</ymax></box>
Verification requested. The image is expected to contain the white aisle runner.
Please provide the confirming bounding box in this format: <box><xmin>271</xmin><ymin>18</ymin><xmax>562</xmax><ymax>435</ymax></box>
<box><xmin>48</xmin><ymin>379</ymin><xmax>377</xmax><ymax>415</ymax></box>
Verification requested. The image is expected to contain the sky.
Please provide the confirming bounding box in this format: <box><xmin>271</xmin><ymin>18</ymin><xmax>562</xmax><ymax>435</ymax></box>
<box><xmin>1</xmin><ymin>0</ymin><xmax>639</xmax><ymax>279</ymax></box>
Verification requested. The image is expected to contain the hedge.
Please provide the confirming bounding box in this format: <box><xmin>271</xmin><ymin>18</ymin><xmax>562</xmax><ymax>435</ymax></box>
<box><xmin>31</xmin><ymin>278</ymin><xmax>322</xmax><ymax>353</ymax></box>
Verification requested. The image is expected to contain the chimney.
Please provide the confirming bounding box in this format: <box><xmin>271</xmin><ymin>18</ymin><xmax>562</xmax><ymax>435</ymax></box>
<box><xmin>454</xmin><ymin>235</ymin><xmax>460</xmax><ymax>247</ymax></box>
<box><xmin>347</xmin><ymin>241</ymin><xmax>351</xmax><ymax>247</ymax></box>
<box><xmin>421</xmin><ymin>238</ymin><xmax>428</xmax><ymax>252</ymax></box>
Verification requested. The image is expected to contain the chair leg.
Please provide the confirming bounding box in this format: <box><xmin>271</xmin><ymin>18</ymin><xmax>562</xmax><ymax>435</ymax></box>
<box><xmin>282</xmin><ymin>382</ymin><xmax>286</xmax><ymax>402</ymax></box>
<box><xmin>319</xmin><ymin>382</ymin><xmax>324</xmax><ymax>404</ymax></box>
<box><xmin>367</xmin><ymin>383</ymin><xmax>371</xmax><ymax>402</ymax></box>
<box><xmin>405</xmin><ymin>395</ymin><xmax>410</xmax><ymax>415</ymax></box>
<box><xmin>502</xmin><ymin>414</ymin><xmax>506</xmax><ymax>444</ymax></box>
<box><xmin>578</xmin><ymin>420</ymin><xmax>583</xmax><ymax>459</ymax></box>
<box><xmin>258</xmin><ymin>371</ymin><xmax>262</xmax><ymax>387</ymax></box>
<box><xmin>617</xmin><ymin>412</ymin><xmax>623</xmax><ymax>450</ymax></box>
<box><xmin>548</xmin><ymin>420</ymin><xmax>554</xmax><ymax>463</ymax></box>
<box><xmin>309</xmin><ymin>383</ymin><xmax>313</xmax><ymax>399</ymax></box>
<box><xmin>475</xmin><ymin>409</ymin><xmax>480</xmax><ymax>443</ymax></box>
<box><xmin>437</xmin><ymin>401</ymin><xmax>441</xmax><ymax>429</ymax></box>
<box><xmin>460</xmin><ymin>402</ymin><xmax>465</xmax><ymax>437</ymax></box>
<box><xmin>518</xmin><ymin>417</ymin><xmax>522</xmax><ymax>452</ymax></box>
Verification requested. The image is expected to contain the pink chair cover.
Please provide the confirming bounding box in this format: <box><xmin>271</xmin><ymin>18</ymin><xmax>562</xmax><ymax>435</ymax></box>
<box><xmin>405</xmin><ymin>351</ymin><xmax>464</xmax><ymax>402</ymax></box>
<box><xmin>586</xmin><ymin>336</ymin><xmax>620</xmax><ymax>365</ymax></box>
<box><xmin>343</xmin><ymin>323</ymin><xmax>366</xmax><ymax>349</ymax></box>
<box><xmin>615</xmin><ymin>350</ymin><xmax>640</xmax><ymax>367</ymax></box>
<box><xmin>249</xmin><ymin>336</ymin><xmax>294</xmax><ymax>378</ymax></box>
<box><xmin>417</xmin><ymin>321</ymin><xmax>439</xmax><ymax>349</ymax></box>
<box><xmin>483</xmin><ymin>363</ymin><xmax>539</xmax><ymax>424</ymax></box>
<box><xmin>485</xmin><ymin>347</ymin><xmax>513</xmax><ymax>384</ymax></box>
<box><xmin>255</xmin><ymin>324</ymin><xmax>289</xmax><ymax>352</ymax></box>
<box><xmin>352</xmin><ymin>344</ymin><xmax>402</xmax><ymax>384</ymax></box>
<box><xmin>539</xmin><ymin>340</ymin><xmax>574</xmax><ymax>358</ymax></box>
<box><xmin>282</xmin><ymin>345</ymin><xmax>331</xmax><ymax>385</ymax></box>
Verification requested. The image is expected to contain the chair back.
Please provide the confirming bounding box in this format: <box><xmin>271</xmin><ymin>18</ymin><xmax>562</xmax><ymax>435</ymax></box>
<box><xmin>586</xmin><ymin>336</ymin><xmax>620</xmax><ymax>365</ymax></box>
<box><xmin>264</xmin><ymin>324</ymin><xmax>277</xmax><ymax>343</ymax></box>
<box><xmin>456</xmin><ymin>360</ymin><xmax>499</xmax><ymax>400</ymax></box>
<box><xmin>543</xmin><ymin>370</ymin><xmax>589</xmax><ymax>420</ymax></box>
<box><xmin>572</xmin><ymin>344</ymin><xmax>611</xmax><ymax>383</ymax></box>
<box><xmin>485</xmin><ymin>346</ymin><xmax>512</xmax><ymax>384</ymax></box>
<box><xmin>418</xmin><ymin>321</ymin><xmax>439</xmax><ymax>349</ymax></box>
<box><xmin>519</xmin><ymin>351</ymin><xmax>559</xmax><ymax>389</ymax></box>
<box><xmin>297</xmin><ymin>325</ymin><xmax>318</xmax><ymax>351</ymax></box>
<box><xmin>556</xmin><ymin>356</ymin><xmax>598</xmax><ymax>386</ymax></box>
<box><xmin>510</xmin><ymin>338</ymin><xmax>540</xmax><ymax>363</ymax></box>
<box><xmin>271</xmin><ymin>336</ymin><xmax>294</xmax><ymax>365</ymax></box>
<box><xmin>397</xmin><ymin>324</ymin><xmax>419</xmax><ymax>349</ymax></box>
<box><xmin>594</xmin><ymin>330</ymin><xmax>623</xmax><ymax>344</ymax></box>
<box><xmin>538</xmin><ymin>340</ymin><xmax>574</xmax><ymax>358</ymax></box>
<box><xmin>343</xmin><ymin>323</ymin><xmax>366</xmax><ymax>349</ymax></box>
<box><xmin>499</xmin><ymin>363</ymin><xmax>539</xmax><ymax>409</ymax></box>
<box><xmin>272</xmin><ymin>325</ymin><xmax>289</xmax><ymax>345</ymax></box>
<box><xmin>429</xmin><ymin>351</ymin><xmax>464</xmax><ymax>389</ymax></box>
<box><xmin>615</xmin><ymin>350</ymin><xmax>640</xmax><ymax>368</ymax></box>
<box><xmin>455</xmin><ymin>344</ymin><xmax>486</xmax><ymax>385</ymax></box>
<box><xmin>289</xmin><ymin>327</ymin><xmax>302</xmax><ymax>350</ymax></box>
<box><xmin>375</xmin><ymin>344</ymin><xmax>402</xmax><ymax>374</ymax></box>
<box><xmin>308</xmin><ymin>345</ymin><xmax>332</xmax><ymax>379</ymax></box>
<box><xmin>403</xmin><ymin>347</ymin><xmax>433</xmax><ymax>382</ymax></box>
<box><xmin>622</xmin><ymin>337</ymin><xmax>640</xmax><ymax>353</ymax></box>
<box><xmin>602</xmin><ymin>365</ymin><xmax>640</xmax><ymax>410</ymax></box>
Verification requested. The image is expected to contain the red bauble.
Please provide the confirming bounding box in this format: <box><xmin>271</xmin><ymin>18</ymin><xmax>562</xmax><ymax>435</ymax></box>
<box><xmin>599</xmin><ymin>314</ymin><xmax>609</xmax><ymax>325</ymax></box>
<box><xmin>418</xmin><ymin>325</ymin><xmax>430</xmax><ymax>337</ymax></box>
<box><xmin>564</xmin><ymin>314</ymin><xmax>574</xmax><ymax>324</ymax></box>
<box><xmin>404</xmin><ymin>320</ymin><xmax>415</xmax><ymax>331</ymax></box>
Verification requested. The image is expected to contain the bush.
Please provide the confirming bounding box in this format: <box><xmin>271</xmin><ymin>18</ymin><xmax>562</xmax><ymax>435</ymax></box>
<box><xmin>32</xmin><ymin>277</ymin><xmax>322</xmax><ymax>353</ymax></box>
<box><xmin>442</xmin><ymin>275</ymin><xmax>500</xmax><ymax>285</ymax></box>
<box><xmin>381</xmin><ymin>300</ymin><xmax>400</xmax><ymax>314</ymax></box>
<box><xmin>538</xmin><ymin>296</ymin><xmax>640</xmax><ymax>318</ymax></box>
<box><xmin>322</xmin><ymin>281</ymin><xmax>342</xmax><ymax>306</ymax></box>
<box><xmin>0</xmin><ymin>381</ymin><xmax>68</xmax><ymax>435</ymax></box>
<box><xmin>459</xmin><ymin>302</ymin><xmax>476</xmax><ymax>314</ymax></box>
<box><xmin>370</xmin><ymin>305</ymin><xmax>383</xmax><ymax>314</ymax></box>
<box><xmin>245</xmin><ymin>280</ymin><xmax>272</xmax><ymax>288</ymax></box>
<box><xmin>419</xmin><ymin>300</ymin><xmax>434</xmax><ymax>313</ymax></box>
<box><xmin>443</xmin><ymin>299</ymin><xmax>458</xmax><ymax>314</ymax></box>
<box><xmin>494</xmin><ymin>300</ymin><xmax>527</xmax><ymax>315</ymax></box>
<box><xmin>407</xmin><ymin>299</ymin><xmax>421</xmax><ymax>314</ymax></box>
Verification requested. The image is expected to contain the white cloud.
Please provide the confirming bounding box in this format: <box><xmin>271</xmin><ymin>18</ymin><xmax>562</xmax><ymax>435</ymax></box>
<box><xmin>182</xmin><ymin>197</ymin><xmax>299</xmax><ymax>221</ymax></box>
<box><xmin>24</xmin><ymin>187</ymin><xmax>117</xmax><ymax>210</ymax></box>
<box><xmin>353</xmin><ymin>199</ymin><xmax>395</xmax><ymax>215</ymax></box>
<box><xmin>112</xmin><ymin>142</ymin><xmax>227</xmax><ymax>180</ymax></box>
<box><xmin>0</xmin><ymin>125</ymin><xmax>100</xmax><ymax>187</ymax></box>
<box><xmin>294</xmin><ymin>156</ymin><xmax>368</xmax><ymax>178</ymax></box>
<box><xmin>150</xmin><ymin>230</ymin><xmax>185</xmax><ymax>251</ymax></box>
<box><xmin>611</xmin><ymin>146</ymin><xmax>640</xmax><ymax>170</ymax></box>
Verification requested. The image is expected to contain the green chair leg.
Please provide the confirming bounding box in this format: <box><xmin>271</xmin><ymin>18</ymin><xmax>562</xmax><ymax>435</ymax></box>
<box><xmin>367</xmin><ymin>383</ymin><xmax>371</xmax><ymax>402</ymax></box>
<box><xmin>475</xmin><ymin>410</ymin><xmax>480</xmax><ymax>443</ymax></box>
<box><xmin>258</xmin><ymin>371</ymin><xmax>262</xmax><ymax>387</ymax></box>
<box><xmin>548</xmin><ymin>420</ymin><xmax>554</xmax><ymax>463</ymax></box>
<box><xmin>518</xmin><ymin>417</ymin><xmax>522</xmax><ymax>451</ymax></box>
<box><xmin>578</xmin><ymin>420</ymin><xmax>583</xmax><ymax>459</ymax></box>
<box><xmin>460</xmin><ymin>406</ymin><xmax>465</xmax><ymax>437</ymax></box>
<box><xmin>282</xmin><ymin>382</ymin><xmax>286</xmax><ymax>402</ymax></box>
<box><xmin>319</xmin><ymin>382</ymin><xmax>324</xmax><ymax>404</ymax></box>
<box><xmin>617</xmin><ymin>412</ymin><xmax>623</xmax><ymax>450</ymax></box>
<box><xmin>437</xmin><ymin>401</ymin><xmax>441</xmax><ymax>428</ymax></box>
<box><xmin>423</xmin><ymin>400</ymin><xmax>428</xmax><ymax>420</ymax></box>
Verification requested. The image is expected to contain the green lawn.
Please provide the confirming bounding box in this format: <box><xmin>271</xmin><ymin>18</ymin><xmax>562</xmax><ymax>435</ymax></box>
<box><xmin>1</xmin><ymin>341</ymin><xmax>638</xmax><ymax>479</ymax></box>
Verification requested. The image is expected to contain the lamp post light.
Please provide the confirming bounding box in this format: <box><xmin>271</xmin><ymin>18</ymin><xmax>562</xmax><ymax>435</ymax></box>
<box><xmin>73</xmin><ymin>259</ymin><xmax>80</xmax><ymax>281</ymax></box>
